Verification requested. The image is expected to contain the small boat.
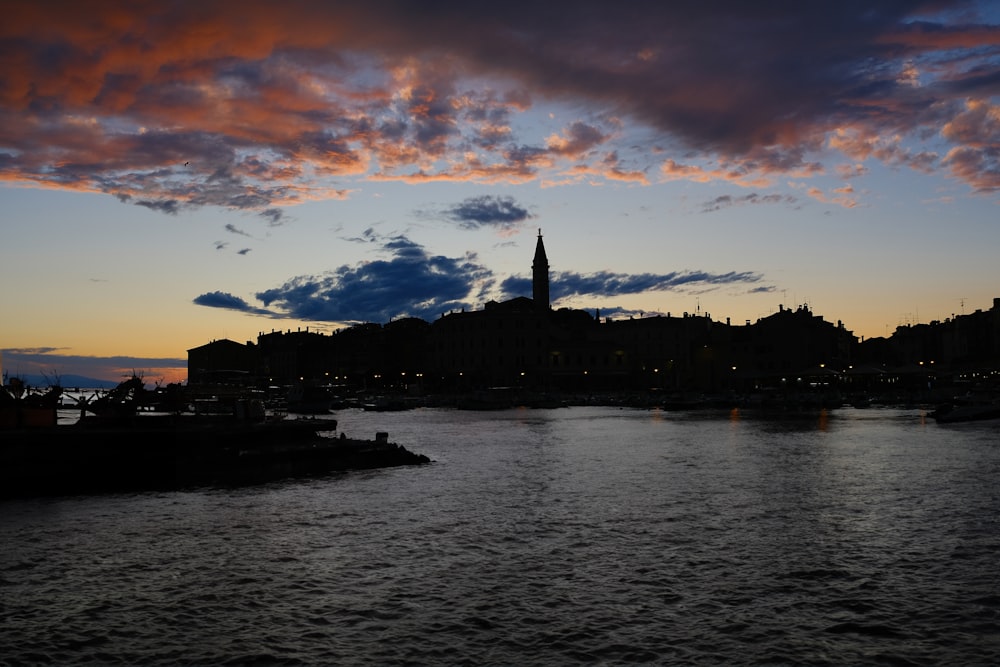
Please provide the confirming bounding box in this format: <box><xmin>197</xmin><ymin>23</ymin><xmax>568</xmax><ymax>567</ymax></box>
<box><xmin>286</xmin><ymin>383</ymin><xmax>334</xmax><ymax>414</ymax></box>
<box><xmin>455</xmin><ymin>387</ymin><xmax>515</xmax><ymax>410</ymax></box>
<box><xmin>362</xmin><ymin>396</ymin><xmax>409</xmax><ymax>411</ymax></box>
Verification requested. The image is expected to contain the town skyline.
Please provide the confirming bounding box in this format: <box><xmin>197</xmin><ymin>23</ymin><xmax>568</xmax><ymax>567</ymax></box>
<box><xmin>3</xmin><ymin>1</ymin><xmax>1000</xmax><ymax>385</ymax></box>
<box><xmin>4</xmin><ymin>288</ymin><xmax>998</xmax><ymax>388</ymax></box>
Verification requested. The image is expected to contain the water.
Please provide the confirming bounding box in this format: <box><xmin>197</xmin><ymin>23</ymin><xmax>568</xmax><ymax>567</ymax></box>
<box><xmin>2</xmin><ymin>406</ymin><xmax>999</xmax><ymax>665</ymax></box>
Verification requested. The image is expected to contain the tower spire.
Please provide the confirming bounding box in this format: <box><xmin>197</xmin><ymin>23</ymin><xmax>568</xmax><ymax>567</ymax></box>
<box><xmin>532</xmin><ymin>229</ymin><xmax>549</xmax><ymax>311</ymax></box>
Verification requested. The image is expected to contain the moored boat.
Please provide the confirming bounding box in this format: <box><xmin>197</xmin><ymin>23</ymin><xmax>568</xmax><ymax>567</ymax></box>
<box><xmin>931</xmin><ymin>399</ymin><xmax>1000</xmax><ymax>423</ymax></box>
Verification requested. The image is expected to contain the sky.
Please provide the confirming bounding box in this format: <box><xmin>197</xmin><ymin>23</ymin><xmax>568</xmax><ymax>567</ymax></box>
<box><xmin>2</xmin><ymin>0</ymin><xmax>1000</xmax><ymax>385</ymax></box>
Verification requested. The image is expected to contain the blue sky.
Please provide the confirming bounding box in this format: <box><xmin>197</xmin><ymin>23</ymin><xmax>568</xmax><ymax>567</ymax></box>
<box><xmin>2</xmin><ymin>0</ymin><xmax>999</xmax><ymax>383</ymax></box>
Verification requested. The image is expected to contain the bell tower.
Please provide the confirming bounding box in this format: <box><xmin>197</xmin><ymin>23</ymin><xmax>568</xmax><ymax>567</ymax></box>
<box><xmin>532</xmin><ymin>229</ymin><xmax>549</xmax><ymax>311</ymax></box>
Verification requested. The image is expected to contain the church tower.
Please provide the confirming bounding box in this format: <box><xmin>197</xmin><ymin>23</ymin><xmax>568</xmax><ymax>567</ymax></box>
<box><xmin>532</xmin><ymin>229</ymin><xmax>550</xmax><ymax>311</ymax></box>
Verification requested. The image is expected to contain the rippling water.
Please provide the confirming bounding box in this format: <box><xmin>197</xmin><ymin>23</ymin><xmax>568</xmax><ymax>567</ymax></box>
<box><xmin>3</xmin><ymin>407</ymin><xmax>999</xmax><ymax>665</ymax></box>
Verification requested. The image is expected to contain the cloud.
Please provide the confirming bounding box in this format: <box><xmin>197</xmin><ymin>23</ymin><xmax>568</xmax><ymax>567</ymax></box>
<box><xmin>196</xmin><ymin>235</ymin><xmax>494</xmax><ymax>323</ymax></box>
<box><xmin>941</xmin><ymin>99</ymin><xmax>1000</xmax><ymax>192</ymax></box>
<box><xmin>440</xmin><ymin>195</ymin><xmax>534</xmax><ymax>232</ymax></box>
<box><xmin>192</xmin><ymin>291</ymin><xmax>272</xmax><ymax>314</ymax></box>
<box><xmin>135</xmin><ymin>198</ymin><xmax>181</xmax><ymax>215</ymax></box>
<box><xmin>828</xmin><ymin>128</ymin><xmax>939</xmax><ymax>173</ymax></box>
<box><xmin>803</xmin><ymin>184</ymin><xmax>860</xmax><ymax>209</ymax></box>
<box><xmin>501</xmin><ymin>268</ymin><xmax>767</xmax><ymax>303</ymax></box>
<box><xmin>255</xmin><ymin>236</ymin><xmax>495</xmax><ymax>322</ymax></box>
<box><xmin>3</xmin><ymin>346</ymin><xmax>68</xmax><ymax>356</ymax></box>
<box><xmin>1</xmin><ymin>348</ymin><xmax>186</xmax><ymax>385</ymax></box>
<box><xmin>195</xmin><ymin>231</ymin><xmax>770</xmax><ymax>323</ymax></box>
<box><xmin>701</xmin><ymin>193</ymin><xmax>798</xmax><ymax>213</ymax></box>
<box><xmin>341</xmin><ymin>227</ymin><xmax>381</xmax><ymax>244</ymax></box>
<box><xmin>835</xmin><ymin>163</ymin><xmax>870</xmax><ymax>179</ymax></box>
<box><xmin>225</xmin><ymin>224</ymin><xmax>252</xmax><ymax>237</ymax></box>
<box><xmin>259</xmin><ymin>208</ymin><xmax>286</xmax><ymax>226</ymax></box>
<box><xmin>545</xmin><ymin>122</ymin><xmax>609</xmax><ymax>158</ymax></box>
<box><xmin>5</xmin><ymin>0</ymin><xmax>996</xmax><ymax>220</ymax></box>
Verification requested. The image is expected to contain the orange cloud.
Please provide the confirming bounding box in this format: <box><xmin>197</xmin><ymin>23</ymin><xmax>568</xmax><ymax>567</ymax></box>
<box><xmin>545</xmin><ymin>122</ymin><xmax>608</xmax><ymax>158</ymax></box>
<box><xmin>941</xmin><ymin>99</ymin><xmax>1000</xmax><ymax>147</ymax></box>
<box><xmin>562</xmin><ymin>161</ymin><xmax>648</xmax><ymax>186</ymax></box>
<box><xmin>835</xmin><ymin>163</ymin><xmax>869</xmax><ymax>179</ymax></box>
<box><xmin>829</xmin><ymin>128</ymin><xmax>939</xmax><ymax>173</ymax></box>
<box><xmin>660</xmin><ymin>159</ymin><xmax>775</xmax><ymax>189</ymax></box>
<box><xmin>804</xmin><ymin>185</ymin><xmax>858</xmax><ymax>209</ymax></box>
<box><xmin>3</xmin><ymin>1</ymin><xmax>1000</xmax><ymax>217</ymax></box>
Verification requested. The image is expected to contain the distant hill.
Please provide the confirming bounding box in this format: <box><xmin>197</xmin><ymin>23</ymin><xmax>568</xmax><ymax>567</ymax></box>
<box><xmin>8</xmin><ymin>374</ymin><xmax>120</xmax><ymax>390</ymax></box>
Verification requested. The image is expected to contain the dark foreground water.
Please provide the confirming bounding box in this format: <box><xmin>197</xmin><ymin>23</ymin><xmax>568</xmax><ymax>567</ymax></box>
<box><xmin>2</xmin><ymin>406</ymin><xmax>999</xmax><ymax>665</ymax></box>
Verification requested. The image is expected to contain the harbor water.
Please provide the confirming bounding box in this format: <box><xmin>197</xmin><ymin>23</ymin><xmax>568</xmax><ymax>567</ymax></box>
<box><xmin>2</xmin><ymin>406</ymin><xmax>999</xmax><ymax>665</ymax></box>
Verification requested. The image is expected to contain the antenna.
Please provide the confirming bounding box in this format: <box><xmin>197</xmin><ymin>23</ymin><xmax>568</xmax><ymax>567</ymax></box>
<box><xmin>959</xmin><ymin>298</ymin><xmax>966</xmax><ymax>315</ymax></box>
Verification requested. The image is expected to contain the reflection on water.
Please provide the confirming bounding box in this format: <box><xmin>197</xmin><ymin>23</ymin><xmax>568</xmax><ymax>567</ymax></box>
<box><xmin>2</xmin><ymin>406</ymin><xmax>999</xmax><ymax>666</ymax></box>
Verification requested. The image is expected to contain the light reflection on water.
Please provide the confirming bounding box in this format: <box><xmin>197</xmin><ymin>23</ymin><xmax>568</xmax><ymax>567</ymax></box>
<box><xmin>2</xmin><ymin>406</ymin><xmax>999</xmax><ymax>666</ymax></box>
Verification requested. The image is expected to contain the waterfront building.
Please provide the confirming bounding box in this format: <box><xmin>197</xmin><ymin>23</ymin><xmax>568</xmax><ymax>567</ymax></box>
<box><xmin>186</xmin><ymin>234</ymin><xmax>1000</xmax><ymax>399</ymax></box>
<box><xmin>187</xmin><ymin>338</ymin><xmax>256</xmax><ymax>385</ymax></box>
<box><xmin>729</xmin><ymin>304</ymin><xmax>854</xmax><ymax>389</ymax></box>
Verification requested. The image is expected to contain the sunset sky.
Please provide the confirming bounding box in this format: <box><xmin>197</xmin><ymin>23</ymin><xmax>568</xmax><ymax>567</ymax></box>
<box><xmin>3</xmin><ymin>0</ymin><xmax>1000</xmax><ymax>385</ymax></box>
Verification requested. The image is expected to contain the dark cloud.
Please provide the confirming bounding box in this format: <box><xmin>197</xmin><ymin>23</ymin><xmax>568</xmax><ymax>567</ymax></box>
<box><xmin>195</xmin><ymin>231</ymin><xmax>769</xmax><ymax>323</ymax></box>
<box><xmin>2</xmin><ymin>350</ymin><xmax>185</xmax><ymax>369</ymax></box>
<box><xmin>255</xmin><ymin>235</ymin><xmax>492</xmax><ymax>322</ymax></box>
<box><xmin>1</xmin><ymin>348</ymin><xmax>186</xmax><ymax>384</ymax></box>
<box><xmin>135</xmin><ymin>199</ymin><xmax>180</xmax><ymax>215</ymax></box>
<box><xmin>259</xmin><ymin>208</ymin><xmax>286</xmax><ymax>226</ymax></box>
<box><xmin>9</xmin><ymin>2</ymin><xmax>994</xmax><ymax>216</ymax></box>
<box><xmin>3</xmin><ymin>346</ymin><xmax>67</xmax><ymax>356</ymax></box>
<box><xmin>502</xmin><ymin>268</ymin><xmax>767</xmax><ymax>302</ymax></box>
<box><xmin>341</xmin><ymin>227</ymin><xmax>381</xmax><ymax>244</ymax></box>
<box><xmin>547</xmin><ymin>122</ymin><xmax>608</xmax><ymax>157</ymax></box>
<box><xmin>194</xmin><ymin>235</ymin><xmax>493</xmax><ymax>322</ymax></box>
<box><xmin>441</xmin><ymin>195</ymin><xmax>534</xmax><ymax>231</ymax></box>
<box><xmin>225</xmin><ymin>224</ymin><xmax>252</xmax><ymax>237</ymax></box>
<box><xmin>192</xmin><ymin>291</ymin><xmax>273</xmax><ymax>315</ymax></box>
<box><xmin>701</xmin><ymin>193</ymin><xmax>798</xmax><ymax>213</ymax></box>
<box><xmin>387</xmin><ymin>1</ymin><xmax>993</xmax><ymax>164</ymax></box>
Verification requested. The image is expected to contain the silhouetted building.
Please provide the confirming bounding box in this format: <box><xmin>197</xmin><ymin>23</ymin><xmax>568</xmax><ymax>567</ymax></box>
<box><xmin>532</xmin><ymin>229</ymin><xmax>550</xmax><ymax>312</ymax></box>
<box><xmin>426</xmin><ymin>230</ymin><xmax>639</xmax><ymax>391</ymax></box>
<box><xmin>187</xmin><ymin>339</ymin><xmax>256</xmax><ymax>385</ymax></box>
<box><xmin>856</xmin><ymin>296</ymin><xmax>1000</xmax><ymax>391</ymax></box>
<box><xmin>257</xmin><ymin>328</ymin><xmax>332</xmax><ymax>384</ymax></box>
<box><xmin>429</xmin><ymin>297</ymin><xmax>550</xmax><ymax>389</ymax></box>
<box><xmin>186</xmin><ymin>236</ymin><xmax>999</xmax><ymax>401</ymax></box>
<box><xmin>380</xmin><ymin>318</ymin><xmax>430</xmax><ymax>391</ymax></box>
<box><xmin>603</xmin><ymin>311</ymin><xmax>731</xmax><ymax>392</ymax></box>
<box><xmin>426</xmin><ymin>231</ymin><xmax>558</xmax><ymax>390</ymax></box>
<box><xmin>730</xmin><ymin>304</ymin><xmax>853</xmax><ymax>389</ymax></box>
<box><xmin>325</xmin><ymin>323</ymin><xmax>384</xmax><ymax>386</ymax></box>
<box><xmin>542</xmin><ymin>308</ymin><xmax>625</xmax><ymax>391</ymax></box>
